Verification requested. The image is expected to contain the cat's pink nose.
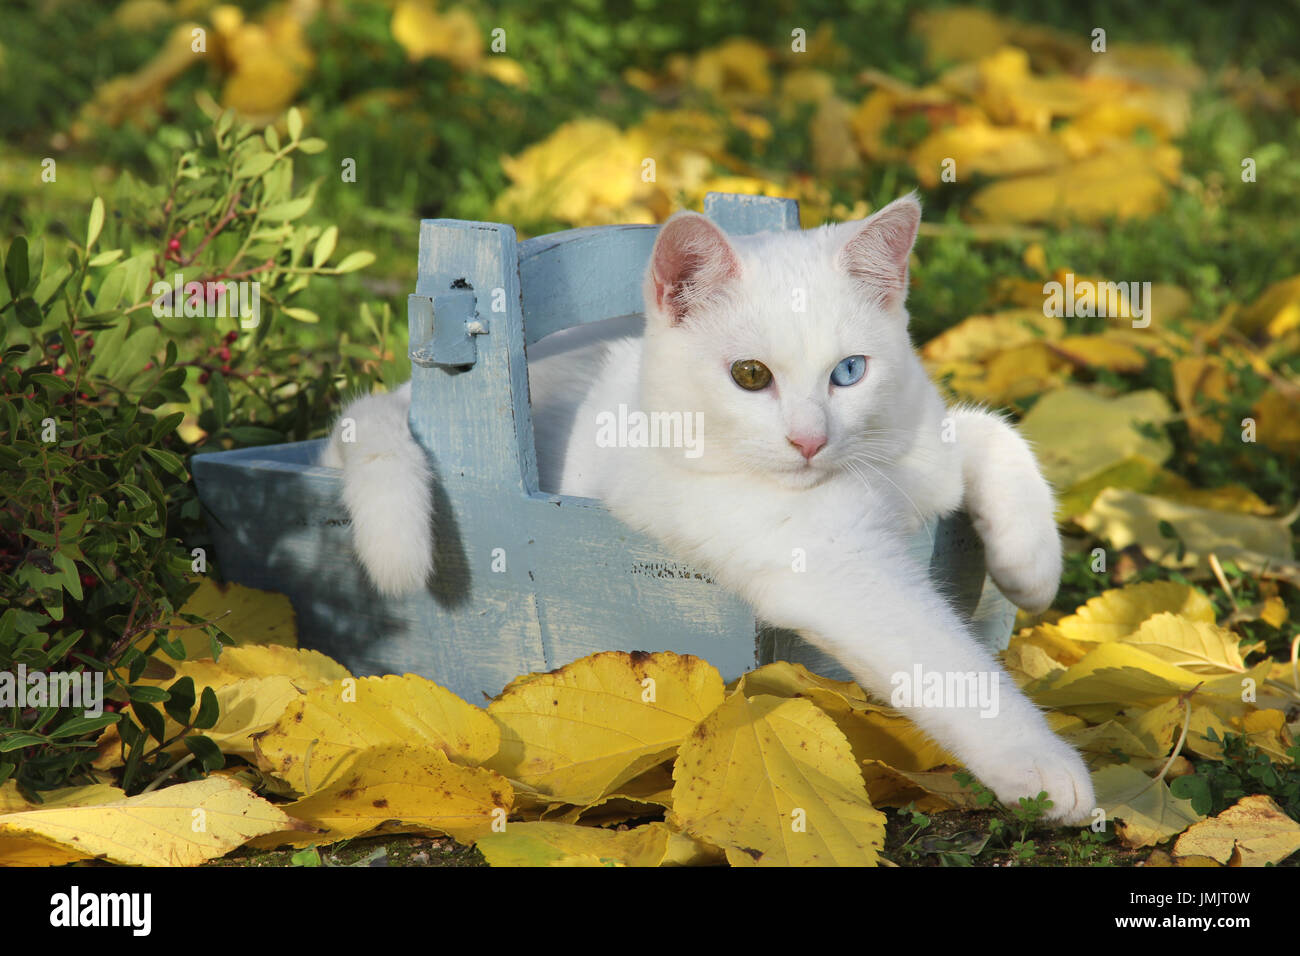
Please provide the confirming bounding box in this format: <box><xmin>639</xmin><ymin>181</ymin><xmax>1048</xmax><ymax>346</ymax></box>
<box><xmin>788</xmin><ymin>433</ymin><xmax>826</xmax><ymax>460</ymax></box>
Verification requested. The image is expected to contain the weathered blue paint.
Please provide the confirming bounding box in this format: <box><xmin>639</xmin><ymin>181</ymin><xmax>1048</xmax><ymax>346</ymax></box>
<box><xmin>191</xmin><ymin>193</ymin><xmax>1017</xmax><ymax>703</ymax></box>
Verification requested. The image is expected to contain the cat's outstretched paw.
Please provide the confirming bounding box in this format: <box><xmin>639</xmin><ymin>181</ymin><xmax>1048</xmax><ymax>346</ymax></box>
<box><xmin>977</xmin><ymin>736</ymin><xmax>1096</xmax><ymax>825</ymax></box>
<box><xmin>979</xmin><ymin>509</ymin><xmax>1062</xmax><ymax>614</ymax></box>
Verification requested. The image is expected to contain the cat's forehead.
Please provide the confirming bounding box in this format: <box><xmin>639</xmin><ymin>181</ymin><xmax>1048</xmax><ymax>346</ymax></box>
<box><xmin>715</xmin><ymin>224</ymin><xmax>889</xmax><ymax>352</ymax></box>
<box><xmin>730</xmin><ymin>224</ymin><xmax>851</xmax><ymax>292</ymax></box>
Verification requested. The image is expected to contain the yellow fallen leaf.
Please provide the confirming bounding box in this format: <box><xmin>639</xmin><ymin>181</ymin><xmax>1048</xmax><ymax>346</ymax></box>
<box><xmin>538</xmin><ymin>760</ymin><xmax>676</xmax><ymax>826</ymax></box>
<box><xmin>139</xmin><ymin>644</ymin><xmax>349</xmax><ymax>690</ymax></box>
<box><xmin>1029</xmin><ymin>642</ymin><xmax>1269</xmax><ymax>716</ymax></box>
<box><xmin>912</xmin><ymin>121</ymin><xmax>1068</xmax><ymax>188</ymax></box>
<box><xmin>1006</xmin><ymin>621</ymin><xmax>1091</xmax><ymax>669</ymax></box>
<box><xmin>1063</xmin><ymin>95</ymin><xmax>1189</xmax><ymax>148</ymax></box>
<box><xmin>0</xmin><ymin>781</ymin><xmax>125</xmax><ymax>815</ymax></box>
<box><xmin>254</xmin><ymin>674</ymin><xmax>499</xmax><ymax>795</ymax></box>
<box><xmin>479</xmin><ymin>56</ymin><xmax>529</xmax><ymax>89</ymax></box>
<box><xmin>1172</xmin><ymin>355</ymin><xmax>1232</xmax><ymax>443</ymax></box>
<box><xmin>1060</xmin><ymin>719</ymin><xmax>1166</xmax><ymax>770</ymax></box>
<box><xmin>391</xmin><ymin>1</ymin><xmax>482</xmax><ymax>69</ymax></box>
<box><xmin>1003</xmin><ymin>638</ymin><xmax>1068</xmax><ymax>684</ymax></box>
<box><xmin>849</xmin><ymin>90</ymin><xmax>912</xmax><ymax>162</ymax></box>
<box><xmin>811</xmin><ymin>96</ymin><xmax>860</xmax><ymax>175</ymax></box>
<box><xmin>975</xmin><ymin>47</ymin><xmax>1121</xmax><ymax>131</ymax></box>
<box><xmin>858</xmin><ymin>760</ymin><xmax>985</xmax><ymax>812</ymax></box>
<box><xmin>0</xmin><ymin>776</ymin><xmax>302</xmax><ymax>866</ymax></box>
<box><xmin>669</xmin><ymin>692</ymin><xmax>886</xmax><ymax>867</ymax></box>
<box><xmin>486</xmin><ymin>651</ymin><xmax>725</xmax><ymax>807</ymax></box>
<box><xmin>1051</xmin><ymin>335</ymin><xmax>1148</xmax><ymax>373</ymax></box>
<box><xmin>921</xmin><ymin>309</ymin><xmax>1064</xmax><ymax>365</ymax></box>
<box><xmin>492</xmin><ymin>118</ymin><xmax>653</xmax><ymax>228</ymax></box>
<box><xmin>960</xmin><ymin>341</ymin><xmax>1070</xmax><ymax>405</ymax></box>
<box><xmin>736</xmin><ymin>661</ymin><xmax>955</xmax><ymax>772</ymax></box>
<box><xmin>689</xmin><ymin>37</ymin><xmax>771</xmax><ymax>104</ymax></box>
<box><xmin>163</xmin><ymin>578</ymin><xmax>298</xmax><ymax>654</ymax></box>
<box><xmin>968</xmin><ymin>144</ymin><xmax>1180</xmax><ymax>224</ymax></box>
<box><xmin>1076</xmin><ymin>488</ymin><xmax>1297</xmax><ymax>575</ymax></box>
<box><xmin>1055</xmin><ymin>580</ymin><xmax>1216</xmax><ymax>644</ymax></box>
<box><xmin>1251</xmin><ymin>387</ymin><xmax>1300</xmax><ymax>455</ymax></box>
<box><xmin>1018</xmin><ymin>386</ymin><xmax>1174</xmax><ymax>489</ymax></box>
<box><xmin>1173</xmin><ymin>795</ymin><xmax>1300</xmax><ymax>866</ymax></box>
<box><xmin>1093</xmin><ymin>763</ymin><xmax>1204</xmax><ymax>848</ymax></box>
<box><xmin>1056</xmin><ymin>457</ymin><xmax>1273</xmax><ymax>521</ymax></box>
<box><xmin>1236</xmin><ymin>274</ymin><xmax>1300</xmax><ymax>338</ymax></box>
<box><xmin>1022</xmin><ymin>242</ymin><xmax>1049</xmax><ymax>275</ymax></box>
<box><xmin>0</xmin><ymin>783</ymin><xmax>132</xmax><ymax>862</ymax></box>
<box><xmin>213</xmin><ymin>5</ymin><xmax>315</xmax><ymax>119</ymax></box>
<box><xmin>1118</xmin><ymin>613</ymin><xmax>1250</xmax><ymax>674</ymax></box>
<box><xmin>475</xmin><ymin>821</ymin><xmax>686</xmax><ymax>867</ymax></box>
<box><xmin>277</xmin><ymin>744</ymin><xmax>512</xmax><ymax>846</ymax></box>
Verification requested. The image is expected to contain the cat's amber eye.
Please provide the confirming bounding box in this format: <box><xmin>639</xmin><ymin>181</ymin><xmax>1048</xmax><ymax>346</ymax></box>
<box><xmin>730</xmin><ymin>359</ymin><xmax>773</xmax><ymax>391</ymax></box>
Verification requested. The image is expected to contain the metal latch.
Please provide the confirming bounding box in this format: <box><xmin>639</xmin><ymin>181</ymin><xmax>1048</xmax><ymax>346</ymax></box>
<box><xmin>408</xmin><ymin>289</ymin><xmax>486</xmax><ymax>369</ymax></box>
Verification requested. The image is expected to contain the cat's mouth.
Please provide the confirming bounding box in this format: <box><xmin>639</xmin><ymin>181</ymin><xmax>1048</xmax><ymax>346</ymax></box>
<box><xmin>772</xmin><ymin>457</ymin><xmax>833</xmax><ymax>488</ymax></box>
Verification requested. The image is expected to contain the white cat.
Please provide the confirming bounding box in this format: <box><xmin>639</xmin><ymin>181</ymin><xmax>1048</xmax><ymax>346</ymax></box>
<box><xmin>321</xmin><ymin>195</ymin><xmax>1096</xmax><ymax>823</ymax></box>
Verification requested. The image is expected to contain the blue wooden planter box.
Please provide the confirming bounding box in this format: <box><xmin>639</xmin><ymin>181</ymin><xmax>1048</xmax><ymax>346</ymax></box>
<box><xmin>191</xmin><ymin>193</ymin><xmax>1017</xmax><ymax>703</ymax></box>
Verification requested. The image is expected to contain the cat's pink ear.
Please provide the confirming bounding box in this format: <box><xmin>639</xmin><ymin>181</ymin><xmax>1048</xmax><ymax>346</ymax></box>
<box><xmin>835</xmin><ymin>193</ymin><xmax>921</xmax><ymax>310</ymax></box>
<box><xmin>647</xmin><ymin>212</ymin><xmax>741</xmax><ymax>325</ymax></box>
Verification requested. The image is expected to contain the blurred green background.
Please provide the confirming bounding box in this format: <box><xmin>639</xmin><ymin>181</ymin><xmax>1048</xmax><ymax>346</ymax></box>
<box><xmin>4</xmin><ymin>0</ymin><xmax>1300</xmax><ymax>352</ymax></box>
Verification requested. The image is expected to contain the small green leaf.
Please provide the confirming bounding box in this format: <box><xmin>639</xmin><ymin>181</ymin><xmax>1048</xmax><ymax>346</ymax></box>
<box><xmin>126</xmin><ymin>684</ymin><xmax>170</xmax><ymax>704</ymax></box>
<box><xmin>15</xmin><ymin>297</ymin><xmax>42</xmax><ymax>328</ymax></box>
<box><xmin>143</xmin><ymin>446</ymin><xmax>188</xmax><ymax>479</ymax></box>
<box><xmin>87</xmin><ymin>248</ymin><xmax>124</xmax><ymax>267</ymax></box>
<box><xmin>296</xmin><ymin>137</ymin><xmax>327</xmax><ymax>154</ymax></box>
<box><xmin>260</xmin><ymin>196</ymin><xmax>314</xmax><ymax>222</ymax></box>
<box><xmin>49</xmin><ymin>713</ymin><xmax>121</xmax><ymax>739</ymax></box>
<box><xmin>312</xmin><ymin>225</ymin><xmax>338</xmax><ymax>268</ymax></box>
<box><xmin>131</xmin><ymin>700</ymin><xmax>166</xmax><ymax>743</ymax></box>
<box><xmin>282</xmin><ymin>307</ymin><xmax>320</xmax><ymax>323</ymax></box>
<box><xmin>183</xmin><ymin>734</ymin><xmax>225</xmax><ymax>772</ymax></box>
<box><xmin>164</xmin><ymin>676</ymin><xmax>196</xmax><ymax>725</ymax></box>
<box><xmin>287</xmin><ymin>107</ymin><xmax>303</xmax><ymax>142</ymax></box>
<box><xmin>5</xmin><ymin>236</ymin><xmax>29</xmax><ymax>297</ymax></box>
<box><xmin>0</xmin><ymin>732</ymin><xmax>47</xmax><ymax>753</ymax></box>
<box><xmin>194</xmin><ymin>686</ymin><xmax>219</xmax><ymax>730</ymax></box>
<box><xmin>234</xmin><ymin>152</ymin><xmax>278</xmax><ymax>180</ymax></box>
<box><xmin>334</xmin><ymin>251</ymin><xmax>375</xmax><ymax>274</ymax></box>
<box><xmin>227</xmin><ymin>425</ymin><xmax>284</xmax><ymax>445</ymax></box>
<box><xmin>87</xmin><ymin>197</ymin><xmax>105</xmax><ymax>251</ymax></box>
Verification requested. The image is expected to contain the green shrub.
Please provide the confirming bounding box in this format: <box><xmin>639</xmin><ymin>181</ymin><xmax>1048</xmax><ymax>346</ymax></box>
<box><xmin>0</xmin><ymin>107</ymin><xmax>395</xmax><ymax>798</ymax></box>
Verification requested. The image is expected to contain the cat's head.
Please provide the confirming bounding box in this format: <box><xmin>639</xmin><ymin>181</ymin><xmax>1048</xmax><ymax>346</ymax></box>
<box><xmin>639</xmin><ymin>194</ymin><xmax>924</xmax><ymax>487</ymax></box>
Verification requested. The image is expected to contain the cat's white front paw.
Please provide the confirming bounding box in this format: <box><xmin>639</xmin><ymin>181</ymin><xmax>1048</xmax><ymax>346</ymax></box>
<box><xmin>975</xmin><ymin>735</ymin><xmax>1096</xmax><ymax>825</ymax></box>
<box><xmin>981</xmin><ymin>511</ymin><xmax>1062</xmax><ymax>613</ymax></box>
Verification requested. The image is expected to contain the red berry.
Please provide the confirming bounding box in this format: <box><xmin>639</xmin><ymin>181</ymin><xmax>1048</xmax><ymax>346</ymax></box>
<box><xmin>218</xmin><ymin>347</ymin><xmax>231</xmax><ymax>361</ymax></box>
<box><xmin>51</xmin><ymin>343</ymin><xmax>61</xmax><ymax>351</ymax></box>
<box><xmin>226</xmin><ymin>330</ymin><xmax>239</xmax><ymax>344</ymax></box>
<box><xmin>220</xmin><ymin>363</ymin><xmax>231</xmax><ymax>373</ymax></box>
<box><xmin>168</xmin><ymin>238</ymin><xmax>181</xmax><ymax>252</ymax></box>
<box><xmin>54</xmin><ymin>367</ymin><xmax>66</xmax><ymax>377</ymax></box>
<box><xmin>84</xmin><ymin>336</ymin><xmax>94</xmax><ymax>348</ymax></box>
<box><xmin>198</xmin><ymin>371</ymin><xmax>210</xmax><ymax>384</ymax></box>
<box><xmin>80</xmin><ymin>573</ymin><xmax>96</xmax><ymax>587</ymax></box>
<box><xmin>143</xmin><ymin>361</ymin><xmax>154</xmax><ymax>371</ymax></box>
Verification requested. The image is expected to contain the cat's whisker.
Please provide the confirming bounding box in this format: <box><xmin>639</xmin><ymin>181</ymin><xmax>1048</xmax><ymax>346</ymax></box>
<box><xmin>844</xmin><ymin>453</ymin><xmax>936</xmax><ymax>551</ymax></box>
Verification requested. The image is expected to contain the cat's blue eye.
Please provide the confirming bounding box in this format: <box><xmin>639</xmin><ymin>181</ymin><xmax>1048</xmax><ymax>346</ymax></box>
<box><xmin>830</xmin><ymin>355</ymin><xmax>867</xmax><ymax>387</ymax></box>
